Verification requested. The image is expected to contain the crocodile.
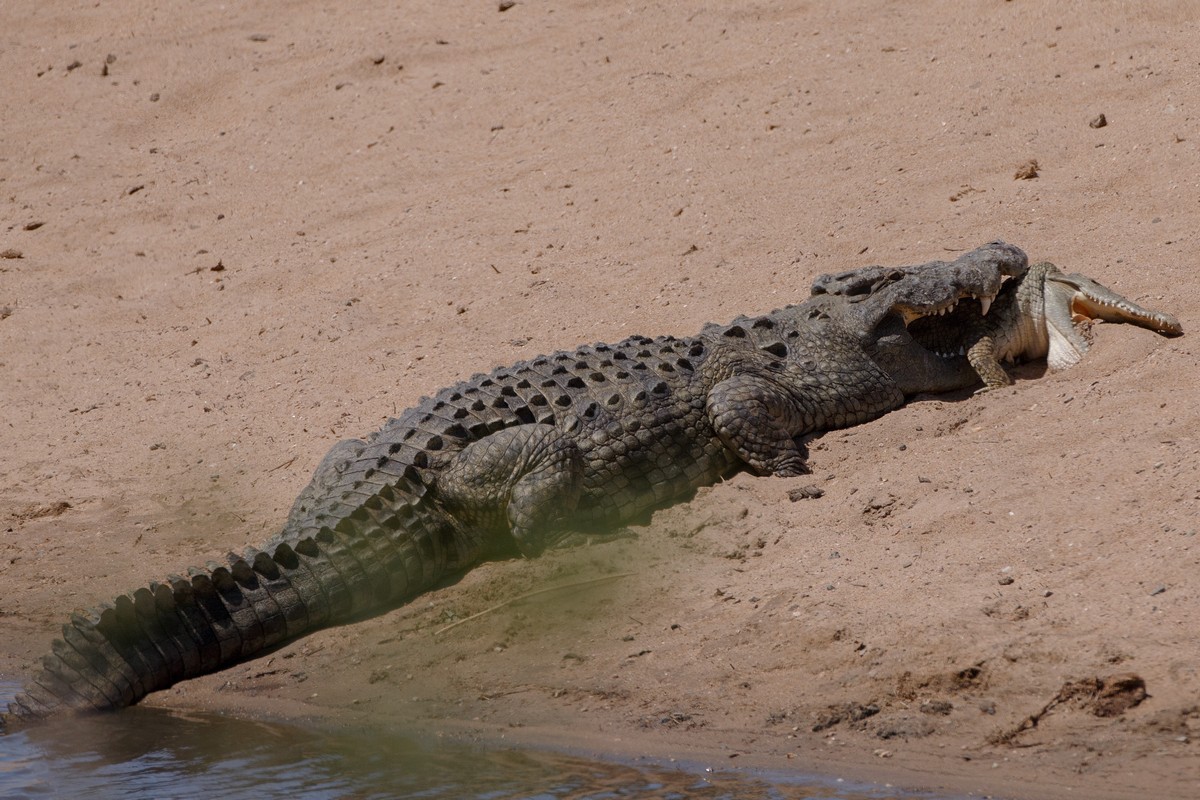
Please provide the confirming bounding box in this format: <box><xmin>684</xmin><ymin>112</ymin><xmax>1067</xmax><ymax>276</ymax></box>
<box><xmin>905</xmin><ymin>261</ymin><xmax>1183</xmax><ymax>390</ymax></box>
<box><xmin>1</xmin><ymin>241</ymin><xmax>1028</xmax><ymax>726</ymax></box>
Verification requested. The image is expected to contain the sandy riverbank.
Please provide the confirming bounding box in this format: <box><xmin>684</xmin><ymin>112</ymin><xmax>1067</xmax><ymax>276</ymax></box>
<box><xmin>2</xmin><ymin>2</ymin><xmax>1198</xmax><ymax>797</ymax></box>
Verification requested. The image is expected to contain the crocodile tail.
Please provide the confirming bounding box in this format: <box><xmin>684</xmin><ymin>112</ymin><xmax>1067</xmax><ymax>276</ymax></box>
<box><xmin>3</xmin><ymin>501</ymin><xmax>456</xmax><ymax>726</ymax></box>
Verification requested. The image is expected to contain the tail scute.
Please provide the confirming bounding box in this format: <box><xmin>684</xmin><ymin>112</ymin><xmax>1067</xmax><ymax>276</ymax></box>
<box><xmin>103</xmin><ymin>596</ymin><xmax>168</xmax><ymax>695</ymax></box>
<box><xmin>49</xmin><ymin>639</ymin><xmax>120</xmax><ymax>708</ymax></box>
<box><xmin>226</xmin><ymin>555</ymin><xmax>287</xmax><ymax>648</ymax></box>
<box><xmin>69</xmin><ymin>611</ymin><xmax>144</xmax><ymax>702</ymax></box>
<box><xmin>266</xmin><ymin>544</ymin><xmax>333</xmax><ymax>629</ymax></box>
<box><xmin>244</xmin><ymin>548</ymin><xmax>309</xmax><ymax>641</ymax></box>
<box><xmin>167</xmin><ymin>574</ymin><xmax>224</xmax><ymax>672</ymax></box>
<box><xmin>138</xmin><ymin>584</ymin><xmax>202</xmax><ymax>678</ymax></box>
<box><xmin>33</xmin><ymin>657</ymin><xmax>98</xmax><ymax>712</ymax></box>
<box><xmin>192</xmin><ymin>567</ymin><xmax>251</xmax><ymax>661</ymax></box>
<box><xmin>130</xmin><ymin>587</ymin><xmax>186</xmax><ymax>682</ymax></box>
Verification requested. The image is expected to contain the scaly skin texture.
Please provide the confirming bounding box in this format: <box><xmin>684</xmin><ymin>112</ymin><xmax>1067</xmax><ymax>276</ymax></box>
<box><xmin>2</xmin><ymin>241</ymin><xmax>1027</xmax><ymax>727</ymax></box>
<box><xmin>908</xmin><ymin>261</ymin><xmax>1183</xmax><ymax>390</ymax></box>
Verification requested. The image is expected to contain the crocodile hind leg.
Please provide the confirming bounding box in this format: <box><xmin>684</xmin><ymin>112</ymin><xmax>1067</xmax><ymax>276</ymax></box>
<box><xmin>436</xmin><ymin>424</ymin><xmax>584</xmax><ymax>557</ymax></box>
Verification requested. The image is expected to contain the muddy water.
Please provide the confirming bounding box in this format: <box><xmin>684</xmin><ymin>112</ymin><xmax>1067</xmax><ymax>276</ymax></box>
<box><xmin>0</xmin><ymin>680</ymin><xmax>946</xmax><ymax>800</ymax></box>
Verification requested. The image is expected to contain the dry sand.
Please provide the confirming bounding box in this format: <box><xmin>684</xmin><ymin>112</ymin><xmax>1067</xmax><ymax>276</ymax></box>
<box><xmin>2</xmin><ymin>2</ymin><xmax>1198</xmax><ymax>797</ymax></box>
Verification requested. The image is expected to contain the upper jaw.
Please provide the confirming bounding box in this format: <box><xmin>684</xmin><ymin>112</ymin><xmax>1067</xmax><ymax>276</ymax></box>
<box><xmin>895</xmin><ymin>290</ymin><xmax>994</xmax><ymax>324</ymax></box>
<box><xmin>864</xmin><ymin>241</ymin><xmax>1026</xmax><ymax>326</ymax></box>
<box><xmin>811</xmin><ymin>240</ymin><xmax>1026</xmax><ymax>303</ymax></box>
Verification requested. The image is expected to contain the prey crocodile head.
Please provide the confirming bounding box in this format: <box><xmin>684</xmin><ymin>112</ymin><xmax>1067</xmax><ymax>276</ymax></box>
<box><xmin>1035</xmin><ymin>263</ymin><xmax>1183</xmax><ymax>369</ymax></box>
<box><xmin>908</xmin><ymin>261</ymin><xmax>1183</xmax><ymax>389</ymax></box>
<box><xmin>809</xmin><ymin>241</ymin><xmax>1030</xmax><ymax>394</ymax></box>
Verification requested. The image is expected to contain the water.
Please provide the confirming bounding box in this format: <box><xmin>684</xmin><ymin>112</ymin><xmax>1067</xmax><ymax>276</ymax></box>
<box><xmin>0</xmin><ymin>681</ymin><xmax>945</xmax><ymax>800</ymax></box>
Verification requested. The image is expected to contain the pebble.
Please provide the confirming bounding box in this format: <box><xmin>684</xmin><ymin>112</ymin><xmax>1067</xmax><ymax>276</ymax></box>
<box><xmin>788</xmin><ymin>485</ymin><xmax>824</xmax><ymax>501</ymax></box>
<box><xmin>1013</xmin><ymin>159</ymin><xmax>1039</xmax><ymax>180</ymax></box>
<box><xmin>998</xmin><ymin>576</ymin><xmax>1014</xmax><ymax>586</ymax></box>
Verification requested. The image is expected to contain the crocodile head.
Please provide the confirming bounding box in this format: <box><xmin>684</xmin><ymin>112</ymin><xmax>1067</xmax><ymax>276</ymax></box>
<box><xmin>810</xmin><ymin>240</ymin><xmax>1030</xmax><ymax>394</ymax></box>
<box><xmin>1037</xmin><ymin>264</ymin><xmax>1183</xmax><ymax>369</ymax></box>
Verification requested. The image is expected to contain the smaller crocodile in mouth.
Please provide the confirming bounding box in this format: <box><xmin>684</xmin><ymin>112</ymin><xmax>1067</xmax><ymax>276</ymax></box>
<box><xmin>906</xmin><ymin>261</ymin><xmax>1183</xmax><ymax>389</ymax></box>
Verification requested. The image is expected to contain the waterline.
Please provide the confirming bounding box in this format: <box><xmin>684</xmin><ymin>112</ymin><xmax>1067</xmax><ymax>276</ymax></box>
<box><xmin>0</xmin><ymin>679</ymin><xmax>946</xmax><ymax>800</ymax></box>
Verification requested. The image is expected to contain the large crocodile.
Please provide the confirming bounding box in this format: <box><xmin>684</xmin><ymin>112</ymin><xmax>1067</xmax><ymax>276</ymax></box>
<box><xmin>905</xmin><ymin>261</ymin><xmax>1183</xmax><ymax>389</ymax></box>
<box><xmin>2</xmin><ymin>242</ymin><xmax>1031</xmax><ymax>725</ymax></box>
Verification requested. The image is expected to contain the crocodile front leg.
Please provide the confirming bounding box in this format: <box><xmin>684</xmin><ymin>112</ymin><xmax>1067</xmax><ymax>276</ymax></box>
<box><xmin>966</xmin><ymin>333</ymin><xmax>1014</xmax><ymax>390</ymax></box>
<box><xmin>706</xmin><ymin>374</ymin><xmax>811</xmax><ymax>476</ymax></box>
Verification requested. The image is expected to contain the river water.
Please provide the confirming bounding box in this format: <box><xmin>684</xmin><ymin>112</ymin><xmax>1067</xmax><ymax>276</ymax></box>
<box><xmin>0</xmin><ymin>680</ymin><xmax>955</xmax><ymax>800</ymax></box>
